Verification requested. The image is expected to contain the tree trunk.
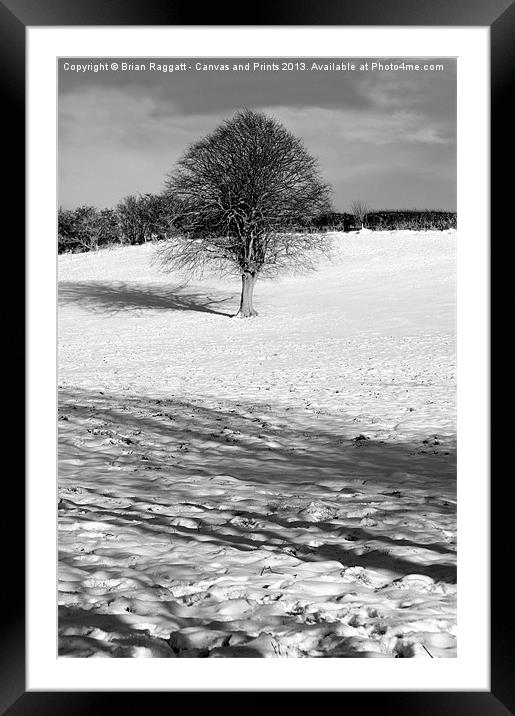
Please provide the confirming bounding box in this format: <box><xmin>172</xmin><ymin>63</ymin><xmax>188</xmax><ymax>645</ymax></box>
<box><xmin>236</xmin><ymin>272</ymin><xmax>258</xmax><ymax>317</ymax></box>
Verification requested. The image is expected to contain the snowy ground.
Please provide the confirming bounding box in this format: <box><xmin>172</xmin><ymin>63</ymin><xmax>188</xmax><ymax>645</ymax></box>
<box><xmin>58</xmin><ymin>230</ymin><xmax>457</xmax><ymax>658</ymax></box>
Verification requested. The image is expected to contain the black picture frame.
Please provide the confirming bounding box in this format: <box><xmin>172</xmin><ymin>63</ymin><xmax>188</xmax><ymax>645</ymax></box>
<box><xmin>5</xmin><ymin>0</ymin><xmax>507</xmax><ymax>712</ymax></box>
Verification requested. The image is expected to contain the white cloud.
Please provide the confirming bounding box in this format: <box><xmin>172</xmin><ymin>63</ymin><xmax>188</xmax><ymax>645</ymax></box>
<box><xmin>263</xmin><ymin>106</ymin><xmax>452</xmax><ymax>147</ymax></box>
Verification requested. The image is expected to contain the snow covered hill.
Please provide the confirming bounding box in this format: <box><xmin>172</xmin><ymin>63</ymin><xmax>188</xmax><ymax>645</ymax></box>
<box><xmin>58</xmin><ymin>230</ymin><xmax>457</xmax><ymax>658</ymax></box>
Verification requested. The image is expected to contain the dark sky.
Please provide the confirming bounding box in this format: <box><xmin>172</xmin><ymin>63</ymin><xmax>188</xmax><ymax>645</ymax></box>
<box><xmin>58</xmin><ymin>57</ymin><xmax>456</xmax><ymax>212</ymax></box>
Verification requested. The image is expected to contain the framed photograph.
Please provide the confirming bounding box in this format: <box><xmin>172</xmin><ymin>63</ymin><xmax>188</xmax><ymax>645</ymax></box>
<box><xmin>5</xmin><ymin>0</ymin><xmax>508</xmax><ymax>711</ymax></box>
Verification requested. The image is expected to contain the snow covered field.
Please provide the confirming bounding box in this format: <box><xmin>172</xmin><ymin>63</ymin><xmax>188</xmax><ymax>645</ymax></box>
<box><xmin>58</xmin><ymin>230</ymin><xmax>457</xmax><ymax>658</ymax></box>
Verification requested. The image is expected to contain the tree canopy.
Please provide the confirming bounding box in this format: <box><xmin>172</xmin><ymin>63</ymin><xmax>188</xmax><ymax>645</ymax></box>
<box><xmin>157</xmin><ymin>109</ymin><xmax>332</xmax><ymax>316</ymax></box>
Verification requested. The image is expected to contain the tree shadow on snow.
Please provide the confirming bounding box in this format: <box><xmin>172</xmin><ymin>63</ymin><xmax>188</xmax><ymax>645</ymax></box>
<box><xmin>58</xmin><ymin>387</ymin><xmax>457</xmax><ymax>655</ymax></box>
<box><xmin>58</xmin><ymin>387</ymin><xmax>457</xmax><ymax>496</ymax></box>
<box><xmin>58</xmin><ymin>601</ymin><xmax>266</xmax><ymax>658</ymax></box>
<box><xmin>58</xmin><ymin>280</ymin><xmax>235</xmax><ymax>316</ymax></box>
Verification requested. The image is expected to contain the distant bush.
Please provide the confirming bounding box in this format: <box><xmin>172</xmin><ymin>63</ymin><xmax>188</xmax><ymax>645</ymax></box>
<box><xmin>300</xmin><ymin>209</ymin><xmax>456</xmax><ymax>233</ymax></box>
<box><xmin>58</xmin><ymin>206</ymin><xmax>104</xmax><ymax>253</ymax></box>
<box><xmin>116</xmin><ymin>193</ymin><xmax>174</xmax><ymax>246</ymax></box>
<box><xmin>307</xmin><ymin>212</ymin><xmax>355</xmax><ymax>232</ymax></box>
<box><xmin>96</xmin><ymin>208</ymin><xmax>120</xmax><ymax>247</ymax></box>
<box><xmin>58</xmin><ymin>193</ymin><xmax>177</xmax><ymax>254</ymax></box>
<box><xmin>365</xmin><ymin>210</ymin><xmax>456</xmax><ymax>231</ymax></box>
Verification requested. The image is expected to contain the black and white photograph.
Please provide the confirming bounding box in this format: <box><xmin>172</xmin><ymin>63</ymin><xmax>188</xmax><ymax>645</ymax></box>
<box><xmin>57</xmin><ymin>56</ymin><xmax>458</xmax><ymax>659</ymax></box>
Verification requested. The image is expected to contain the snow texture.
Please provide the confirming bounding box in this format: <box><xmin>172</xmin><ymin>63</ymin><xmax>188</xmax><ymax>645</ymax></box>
<box><xmin>58</xmin><ymin>230</ymin><xmax>456</xmax><ymax>658</ymax></box>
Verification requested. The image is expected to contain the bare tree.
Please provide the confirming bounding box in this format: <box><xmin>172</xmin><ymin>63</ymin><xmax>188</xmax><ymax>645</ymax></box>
<box><xmin>350</xmin><ymin>199</ymin><xmax>370</xmax><ymax>230</ymax></box>
<box><xmin>157</xmin><ymin>109</ymin><xmax>332</xmax><ymax>317</ymax></box>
